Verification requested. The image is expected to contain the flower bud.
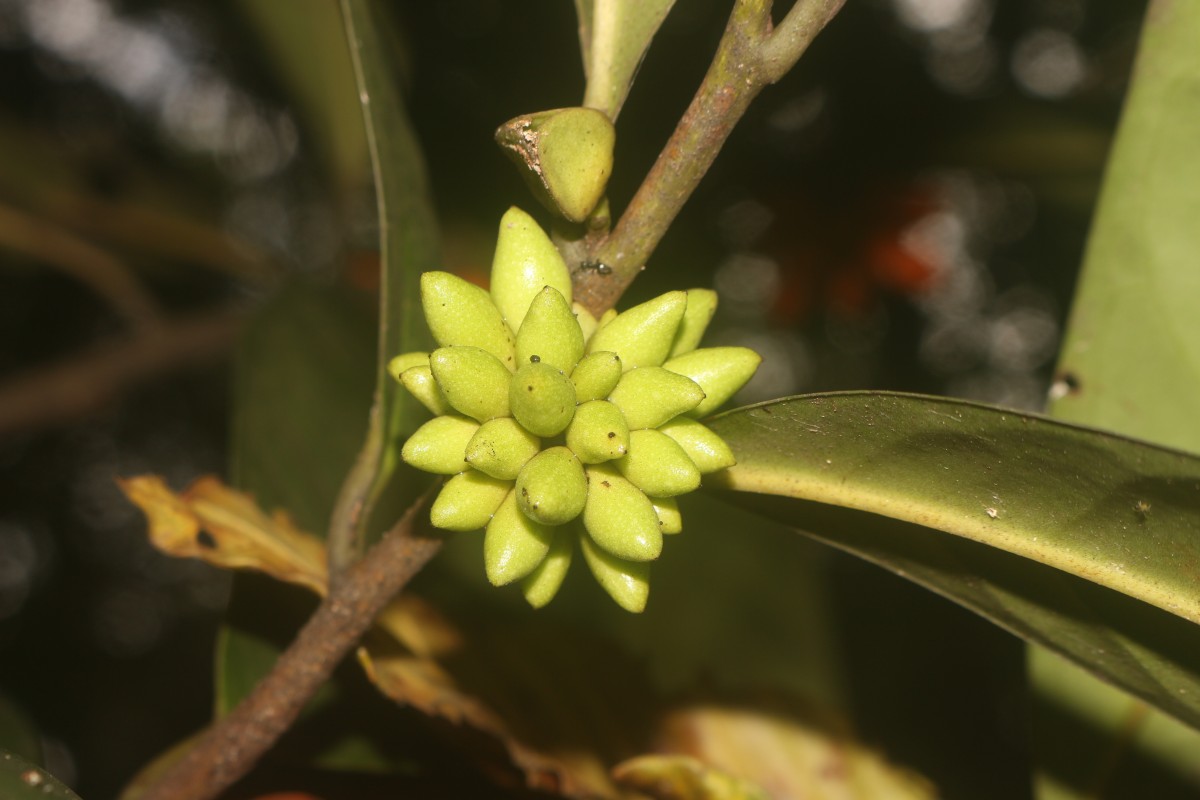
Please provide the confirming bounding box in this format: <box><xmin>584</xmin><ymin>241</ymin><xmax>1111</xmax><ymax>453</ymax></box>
<box><xmin>607</xmin><ymin>367</ymin><xmax>705</xmax><ymax>430</ymax></box>
<box><xmin>571</xmin><ymin>351</ymin><xmax>622</xmax><ymax>402</ymax></box>
<box><xmin>565</xmin><ymin>400</ymin><xmax>629</xmax><ymax>463</ymax></box>
<box><xmin>651</xmin><ymin>496</ymin><xmax>682</xmax><ymax>534</ymax></box>
<box><xmin>521</xmin><ymin>528</ymin><xmax>574</xmax><ymax>608</ymax></box>
<box><xmin>399</xmin><ymin>365</ymin><xmax>452</xmax><ymax>416</ymax></box>
<box><xmin>669</xmin><ymin>289</ymin><xmax>718</xmax><ymax>357</ymax></box>
<box><xmin>657</xmin><ymin>418</ymin><xmax>736</xmax><ymax>473</ymax></box>
<box><xmin>580</xmin><ymin>531</ymin><xmax>650</xmax><ymax>613</ymax></box>
<box><xmin>465</xmin><ymin>418</ymin><xmax>540</xmax><ymax>480</ymax></box>
<box><xmin>617</xmin><ymin>429</ymin><xmax>701</xmax><ymax>497</ymax></box>
<box><xmin>430</xmin><ymin>346</ymin><xmax>512</xmax><ymax>422</ymax></box>
<box><xmin>387</xmin><ymin>351</ymin><xmax>429</xmax><ymax>383</ymax></box>
<box><xmin>663</xmin><ymin>346</ymin><xmax>761</xmax><ymax>418</ymax></box>
<box><xmin>586</xmin><ymin>291</ymin><xmax>687</xmax><ymax>370</ymax></box>
<box><xmin>582</xmin><ymin>465</ymin><xmax>662</xmax><ymax>561</ymax></box>
<box><xmin>401</xmin><ymin>415</ymin><xmax>479</xmax><ymax>475</ymax></box>
<box><xmin>573</xmin><ymin>303</ymin><xmax>599</xmax><ymax>341</ymax></box>
<box><xmin>421</xmin><ymin>271</ymin><xmax>516</xmax><ymax>369</ymax></box>
<box><xmin>510</xmin><ymin>361</ymin><xmax>577</xmax><ymax>437</ymax></box>
<box><xmin>516</xmin><ymin>446</ymin><xmax>587</xmax><ymax>525</ymax></box>
<box><xmin>490</xmin><ymin>207</ymin><xmax>573</xmax><ymax>332</ymax></box>
<box><xmin>430</xmin><ymin>470</ymin><xmax>511</xmax><ymax>531</ymax></box>
<box><xmin>485</xmin><ymin>489</ymin><xmax>554</xmax><ymax>586</ymax></box>
<box><xmin>516</xmin><ymin>287</ymin><xmax>584</xmax><ymax>372</ymax></box>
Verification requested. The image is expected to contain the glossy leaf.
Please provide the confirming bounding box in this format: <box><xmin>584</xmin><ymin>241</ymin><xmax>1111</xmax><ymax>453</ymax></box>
<box><xmin>0</xmin><ymin>752</ymin><xmax>79</xmax><ymax>800</ymax></box>
<box><xmin>576</xmin><ymin>0</ymin><xmax>676</xmax><ymax>120</ymax></box>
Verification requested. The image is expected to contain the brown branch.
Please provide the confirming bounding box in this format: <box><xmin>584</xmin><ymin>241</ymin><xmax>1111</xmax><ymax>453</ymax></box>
<box><xmin>136</xmin><ymin>500</ymin><xmax>444</xmax><ymax>800</ymax></box>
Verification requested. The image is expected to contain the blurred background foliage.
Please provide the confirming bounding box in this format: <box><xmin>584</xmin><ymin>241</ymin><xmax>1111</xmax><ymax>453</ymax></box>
<box><xmin>0</xmin><ymin>0</ymin><xmax>1151</xmax><ymax>796</ymax></box>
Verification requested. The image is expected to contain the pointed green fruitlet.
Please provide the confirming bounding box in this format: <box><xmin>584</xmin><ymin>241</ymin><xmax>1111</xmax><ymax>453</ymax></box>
<box><xmin>580</xmin><ymin>531</ymin><xmax>650</xmax><ymax>613</ymax></box>
<box><xmin>566</xmin><ymin>400</ymin><xmax>629</xmax><ymax>463</ymax></box>
<box><xmin>596</xmin><ymin>308</ymin><xmax>618</xmax><ymax>330</ymax></box>
<box><xmin>573</xmin><ymin>302</ymin><xmax>599</xmax><ymax>341</ymax></box>
<box><xmin>485</xmin><ymin>490</ymin><xmax>555</xmax><ymax>586</ymax></box>
<box><xmin>607</xmin><ymin>367</ymin><xmax>705</xmax><ymax>430</ymax></box>
<box><xmin>617</xmin><ymin>429</ymin><xmax>701</xmax><ymax>497</ymax></box>
<box><xmin>652</xmin><ymin>496</ymin><xmax>682</xmax><ymax>534</ymax></box>
<box><xmin>401</xmin><ymin>415</ymin><xmax>479</xmax><ymax>475</ymax></box>
<box><xmin>664</xmin><ymin>346</ymin><xmax>761</xmax><ymax>418</ymax></box>
<box><xmin>495</xmin><ymin>108</ymin><xmax>615</xmax><ymax>223</ymax></box>
<box><xmin>521</xmin><ymin>528</ymin><xmax>574</xmax><ymax>608</ymax></box>
<box><xmin>489</xmin><ymin>207</ymin><xmax>572</xmax><ymax>332</ymax></box>
<box><xmin>421</xmin><ymin>271</ymin><xmax>516</xmax><ymax>370</ymax></box>
<box><xmin>587</xmin><ymin>291</ymin><xmax>687</xmax><ymax>370</ymax></box>
<box><xmin>400</xmin><ymin>365</ymin><xmax>452</xmax><ymax>416</ymax></box>
<box><xmin>669</xmin><ymin>289</ymin><xmax>718</xmax><ymax>357</ymax></box>
<box><xmin>465</xmin><ymin>417</ymin><xmax>540</xmax><ymax>480</ymax></box>
<box><xmin>430</xmin><ymin>346</ymin><xmax>512</xmax><ymax>422</ymax></box>
<box><xmin>516</xmin><ymin>446</ymin><xmax>587</xmax><ymax>525</ymax></box>
<box><xmin>583</xmin><ymin>465</ymin><xmax>662</xmax><ymax>561</ymax></box>
<box><xmin>387</xmin><ymin>351</ymin><xmax>429</xmax><ymax>382</ymax></box>
<box><xmin>658</xmin><ymin>417</ymin><xmax>736</xmax><ymax>474</ymax></box>
<box><xmin>516</xmin><ymin>287</ymin><xmax>585</xmax><ymax>372</ymax></box>
<box><xmin>571</xmin><ymin>351</ymin><xmax>623</xmax><ymax>402</ymax></box>
<box><xmin>510</xmin><ymin>361</ymin><xmax>578</xmax><ymax>437</ymax></box>
<box><xmin>430</xmin><ymin>470</ymin><xmax>511</xmax><ymax>531</ymax></box>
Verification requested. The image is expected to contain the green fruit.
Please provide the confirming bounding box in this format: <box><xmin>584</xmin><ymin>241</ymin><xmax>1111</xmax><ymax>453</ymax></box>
<box><xmin>387</xmin><ymin>351</ymin><xmax>429</xmax><ymax>382</ymax></box>
<box><xmin>521</xmin><ymin>528</ymin><xmax>575</xmax><ymax>608</ymax></box>
<box><xmin>571</xmin><ymin>351</ymin><xmax>622</xmax><ymax>402</ymax></box>
<box><xmin>658</xmin><ymin>418</ymin><xmax>736</xmax><ymax>474</ymax></box>
<box><xmin>401</xmin><ymin>415</ymin><xmax>479</xmax><ymax>475</ymax></box>
<box><xmin>510</xmin><ymin>361</ymin><xmax>578</xmax><ymax>437</ymax></box>
<box><xmin>651</xmin><ymin>496</ymin><xmax>682</xmax><ymax>534</ymax></box>
<box><xmin>582</xmin><ymin>465</ymin><xmax>662</xmax><ymax>561</ymax></box>
<box><xmin>565</xmin><ymin>400</ymin><xmax>629</xmax><ymax>463</ymax></box>
<box><xmin>516</xmin><ymin>287</ymin><xmax>584</xmax><ymax>372</ymax></box>
<box><xmin>421</xmin><ymin>271</ymin><xmax>516</xmax><ymax>370</ymax></box>
<box><xmin>464</xmin><ymin>418</ymin><xmax>541</xmax><ymax>480</ymax></box>
<box><xmin>516</xmin><ymin>446</ymin><xmax>587</xmax><ymax>525</ymax></box>
<box><xmin>663</xmin><ymin>346</ymin><xmax>761</xmax><ymax>417</ymax></box>
<box><xmin>669</xmin><ymin>288</ymin><xmax>718</xmax><ymax>357</ymax></box>
<box><xmin>430</xmin><ymin>346</ymin><xmax>512</xmax><ymax>422</ymax></box>
<box><xmin>579</xmin><ymin>531</ymin><xmax>650</xmax><ymax>613</ymax></box>
<box><xmin>573</xmin><ymin>302</ymin><xmax>599</xmax><ymax>341</ymax></box>
<box><xmin>586</xmin><ymin>291</ymin><xmax>687</xmax><ymax>370</ymax></box>
<box><xmin>430</xmin><ymin>470</ymin><xmax>511</xmax><ymax>531</ymax></box>
<box><xmin>484</xmin><ymin>489</ymin><xmax>555</xmax><ymax>585</ymax></box>
<box><xmin>399</xmin><ymin>365</ymin><xmax>452</xmax><ymax>416</ymax></box>
<box><xmin>617</xmin><ymin>429</ymin><xmax>701</xmax><ymax>497</ymax></box>
<box><xmin>489</xmin><ymin>207</ymin><xmax>573</xmax><ymax>332</ymax></box>
<box><xmin>607</xmin><ymin>367</ymin><xmax>705</xmax><ymax>430</ymax></box>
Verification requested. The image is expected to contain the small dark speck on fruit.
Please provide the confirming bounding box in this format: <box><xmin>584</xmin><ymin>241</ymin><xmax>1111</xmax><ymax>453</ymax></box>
<box><xmin>607</xmin><ymin>431</ymin><xmax>615</xmax><ymax>438</ymax></box>
<box><xmin>601</xmin><ymin>480</ymin><xmax>611</xmax><ymax>488</ymax></box>
<box><xmin>530</xmin><ymin>355</ymin><xmax>541</xmax><ymax>363</ymax></box>
<box><xmin>197</xmin><ymin>530</ymin><xmax>217</xmax><ymax>549</ymax></box>
<box><xmin>527</xmin><ymin>385</ymin><xmax>534</xmax><ymax>391</ymax></box>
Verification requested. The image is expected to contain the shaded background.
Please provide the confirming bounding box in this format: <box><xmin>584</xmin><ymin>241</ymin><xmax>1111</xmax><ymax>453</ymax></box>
<box><xmin>0</xmin><ymin>0</ymin><xmax>1149</xmax><ymax>796</ymax></box>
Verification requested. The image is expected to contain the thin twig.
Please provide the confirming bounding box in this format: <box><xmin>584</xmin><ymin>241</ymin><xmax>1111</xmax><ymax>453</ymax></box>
<box><xmin>572</xmin><ymin>0</ymin><xmax>845</xmax><ymax>315</ymax></box>
<box><xmin>136</xmin><ymin>499</ymin><xmax>444</xmax><ymax>800</ymax></box>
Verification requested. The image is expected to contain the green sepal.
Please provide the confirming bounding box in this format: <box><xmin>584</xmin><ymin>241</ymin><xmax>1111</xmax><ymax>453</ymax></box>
<box><xmin>657</xmin><ymin>417</ymin><xmax>736</xmax><ymax>474</ymax></box>
<box><xmin>516</xmin><ymin>446</ymin><xmax>587</xmax><ymax>525</ymax></box>
<box><xmin>399</xmin><ymin>365</ymin><xmax>452</xmax><ymax>416</ymax></box>
<box><xmin>521</xmin><ymin>527</ymin><xmax>575</xmax><ymax>608</ymax></box>
<box><xmin>421</xmin><ymin>271</ymin><xmax>516</xmax><ymax>370</ymax></box>
<box><xmin>489</xmin><ymin>206</ymin><xmax>573</xmax><ymax>333</ymax></box>
<box><xmin>484</xmin><ymin>489</ymin><xmax>555</xmax><ymax>585</ymax></box>
<box><xmin>582</xmin><ymin>464</ymin><xmax>662</xmax><ymax>561</ymax></box>
<box><xmin>579</xmin><ymin>530</ymin><xmax>650</xmax><ymax>613</ymax></box>
<box><xmin>651</xmin><ymin>496</ymin><xmax>682</xmax><ymax>534</ymax></box>
<box><xmin>516</xmin><ymin>287</ymin><xmax>585</xmax><ymax>373</ymax></box>
<box><xmin>464</xmin><ymin>417</ymin><xmax>541</xmax><ymax>480</ymax></box>
<box><xmin>387</xmin><ymin>351</ymin><xmax>429</xmax><ymax>382</ymax></box>
<box><xmin>607</xmin><ymin>367</ymin><xmax>705</xmax><ymax>430</ymax></box>
<box><xmin>430</xmin><ymin>346</ymin><xmax>512</xmax><ymax>422</ymax></box>
<box><xmin>669</xmin><ymin>289</ymin><xmax>718</xmax><ymax>357</ymax></box>
<box><xmin>510</xmin><ymin>361</ymin><xmax>578</xmax><ymax>437</ymax></box>
<box><xmin>401</xmin><ymin>415</ymin><xmax>479</xmax><ymax>475</ymax></box>
<box><xmin>566</xmin><ymin>399</ymin><xmax>630</xmax><ymax>463</ymax></box>
<box><xmin>571</xmin><ymin>351</ymin><xmax>622</xmax><ymax>402</ymax></box>
<box><xmin>663</xmin><ymin>346</ymin><xmax>761</xmax><ymax>418</ymax></box>
<box><xmin>617</xmin><ymin>428</ymin><xmax>701</xmax><ymax>497</ymax></box>
<box><xmin>586</xmin><ymin>291</ymin><xmax>687</xmax><ymax>370</ymax></box>
<box><xmin>430</xmin><ymin>470</ymin><xmax>512</xmax><ymax>531</ymax></box>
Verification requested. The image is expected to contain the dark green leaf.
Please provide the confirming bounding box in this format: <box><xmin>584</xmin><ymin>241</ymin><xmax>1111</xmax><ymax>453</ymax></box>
<box><xmin>578</xmin><ymin>0</ymin><xmax>676</xmax><ymax>119</ymax></box>
<box><xmin>0</xmin><ymin>752</ymin><xmax>79</xmax><ymax>800</ymax></box>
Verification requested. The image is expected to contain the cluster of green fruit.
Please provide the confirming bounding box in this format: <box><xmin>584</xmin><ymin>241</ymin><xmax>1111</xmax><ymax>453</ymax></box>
<box><xmin>390</xmin><ymin>207</ymin><xmax>759</xmax><ymax>612</ymax></box>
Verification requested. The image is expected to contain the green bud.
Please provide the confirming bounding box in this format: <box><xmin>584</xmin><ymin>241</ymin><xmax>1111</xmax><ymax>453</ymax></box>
<box><xmin>430</xmin><ymin>347</ymin><xmax>512</xmax><ymax>422</ymax></box>
<box><xmin>658</xmin><ymin>418</ymin><xmax>736</xmax><ymax>474</ymax></box>
<box><xmin>421</xmin><ymin>271</ymin><xmax>516</xmax><ymax>370</ymax></box>
<box><xmin>573</xmin><ymin>303</ymin><xmax>599</xmax><ymax>341</ymax></box>
<box><xmin>652</xmin><ymin>496</ymin><xmax>682</xmax><ymax>534</ymax></box>
<box><xmin>510</xmin><ymin>361</ymin><xmax>577</xmax><ymax>437</ymax></box>
<box><xmin>465</xmin><ymin>418</ymin><xmax>541</xmax><ymax>480</ymax></box>
<box><xmin>399</xmin><ymin>365</ymin><xmax>452</xmax><ymax>416</ymax></box>
<box><xmin>565</xmin><ymin>400</ymin><xmax>629</xmax><ymax>463</ymax></box>
<box><xmin>516</xmin><ymin>287</ymin><xmax>584</xmax><ymax>372</ymax></box>
<box><xmin>596</xmin><ymin>308</ymin><xmax>618</xmax><ymax>330</ymax></box>
<box><xmin>617</xmin><ymin>429</ymin><xmax>701</xmax><ymax>497</ymax></box>
<box><xmin>571</xmin><ymin>351</ymin><xmax>622</xmax><ymax>402</ymax></box>
<box><xmin>387</xmin><ymin>351</ymin><xmax>429</xmax><ymax>383</ymax></box>
<box><xmin>489</xmin><ymin>207</ymin><xmax>573</xmax><ymax>332</ymax></box>
<box><xmin>485</xmin><ymin>489</ymin><xmax>555</xmax><ymax>585</ymax></box>
<box><xmin>579</xmin><ymin>530</ymin><xmax>650</xmax><ymax>613</ymax></box>
<box><xmin>586</xmin><ymin>291</ymin><xmax>687</xmax><ymax>370</ymax></box>
<box><xmin>430</xmin><ymin>470</ymin><xmax>511</xmax><ymax>531</ymax></box>
<box><xmin>582</xmin><ymin>465</ymin><xmax>662</xmax><ymax>561</ymax></box>
<box><xmin>521</xmin><ymin>528</ymin><xmax>575</xmax><ymax>609</ymax></box>
<box><xmin>663</xmin><ymin>347</ymin><xmax>762</xmax><ymax>417</ymax></box>
<box><xmin>495</xmin><ymin>108</ymin><xmax>615</xmax><ymax>223</ymax></box>
<box><xmin>516</xmin><ymin>446</ymin><xmax>587</xmax><ymax>525</ymax></box>
<box><xmin>669</xmin><ymin>289</ymin><xmax>718</xmax><ymax>357</ymax></box>
<box><xmin>607</xmin><ymin>367</ymin><xmax>705</xmax><ymax>430</ymax></box>
<box><xmin>401</xmin><ymin>415</ymin><xmax>479</xmax><ymax>475</ymax></box>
